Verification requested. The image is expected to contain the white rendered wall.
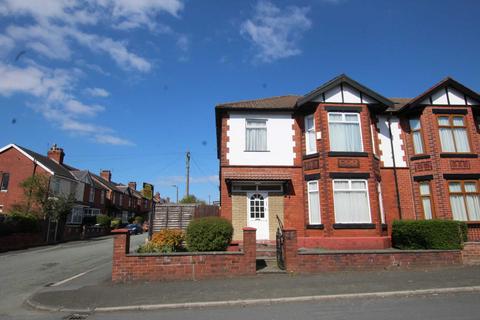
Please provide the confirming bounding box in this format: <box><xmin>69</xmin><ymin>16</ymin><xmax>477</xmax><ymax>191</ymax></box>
<box><xmin>312</xmin><ymin>84</ymin><xmax>377</xmax><ymax>104</ymax></box>
<box><xmin>227</xmin><ymin>112</ymin><xmax>296</xmax><ymax>166</ymax></box>
<box><xmin>420</xmin><ymin>86</ymin><xmax>479</xmax><ymax>105</ymax></box>
<box><xmin>377</xmin><ymin>115</ymin><xmax>407</xmax><ymax>168</ymax></box>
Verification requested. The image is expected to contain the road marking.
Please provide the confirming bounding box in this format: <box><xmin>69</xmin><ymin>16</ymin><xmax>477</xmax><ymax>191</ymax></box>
<box><xmin>50</xmin><ymin>267</ymin><xmax>98</xmax><ymax>287</ymax></box>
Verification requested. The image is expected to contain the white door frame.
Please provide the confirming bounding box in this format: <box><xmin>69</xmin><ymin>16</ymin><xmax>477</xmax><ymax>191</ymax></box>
<box><xmin>247</xmin><ymin>192</ymin><xmax>269</xmax><ymax>240</ymax></box>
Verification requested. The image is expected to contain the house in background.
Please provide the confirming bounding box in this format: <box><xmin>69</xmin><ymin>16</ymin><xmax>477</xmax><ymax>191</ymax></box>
<box><xmin>216</xmin><ymin>74</ymin><xmax>480</xmax><ymax>248</ymax></box>
<box><xmin>0</xmin><ymin>143</ymin><xmax>154</xmax><ymax>225</ymax></box>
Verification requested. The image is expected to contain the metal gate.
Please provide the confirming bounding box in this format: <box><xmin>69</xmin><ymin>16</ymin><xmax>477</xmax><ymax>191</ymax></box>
<box><xmin>275</xmin><ymin>215</ymin><xmax>285</xmax><ymax>270</ymax></box>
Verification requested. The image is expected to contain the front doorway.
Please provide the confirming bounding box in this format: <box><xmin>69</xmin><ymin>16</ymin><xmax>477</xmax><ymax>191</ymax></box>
<box><xmin>247</xmin><ymin>192</ymin><xmax>269</xmax><ymax>240</ymax></box>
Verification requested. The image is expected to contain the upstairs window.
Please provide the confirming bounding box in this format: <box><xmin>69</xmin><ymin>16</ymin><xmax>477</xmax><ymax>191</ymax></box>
<box><xmin>438</xmin><ymin>115</ymin><xmax>470</xmax><ymax>153</ymax></box>
<box><xmin>409</xmin><ymin>118</ymin><xmax>425</xmax><ymax>154</ymax></box>
<box><xmin>89</xmin><ymin>186</ymin><xmax>95</xmax><ymax>202</ymax></box>
<box><xmin>52</xmin><ymin>179</ymin><xmax>60</xmax><ymax>194</ymax></box>
<box><xmin>0</xmin><ymin>173</ymin><xmax>9</xmax><ymax>192</ymax></box>
<box><xmin>419</xmin><ymin>182</ymin><xmax>433</xmax><ymax>219</ymax></box>
<box><xmin>328</xmin><ymin>113</ymin><xmax>363</xmax><ymax>152</ymax></box>
<box><xmin>333</xmin><ymin>179</ymin><xmax>371</xmax><ymax>223</ymax></box>
<box><xmin>304</xmin><ymin>115</ymin><xmax>317</xmax><ymax>155</ymax></box>
<box><xmin>449</xmin><ymin>181</ymin><xmax>480</xmax><ymax>221</ymax></box>
<box><xmin>245</xmin><ymin>119</ymin><xmax>267</xmax><ymax>151</ymax></box>
<box><xmin>119</xmin><ymin>194</ymin><xmax>123</xmax><ymax>205</ymax></box>
<box><xmin>100</xmin><ymin>190</ymin><xmax>105</xmax><ymax>205</ymax></box>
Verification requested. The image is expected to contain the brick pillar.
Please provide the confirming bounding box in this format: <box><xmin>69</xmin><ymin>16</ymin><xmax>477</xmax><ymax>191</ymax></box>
<box><xmin>111</xmin><ymin>229</ymin><xmax>130</xmax><ymax>282</ymax></box>
<box><xmin>242</xmin><ymin>227</ymin><xmax>257</xmax><ymax>274</ymax></box>
<box><xmin>283</xmin><ymin>228</ymin><xmax>298</xmax><ymax>272</ymax></box>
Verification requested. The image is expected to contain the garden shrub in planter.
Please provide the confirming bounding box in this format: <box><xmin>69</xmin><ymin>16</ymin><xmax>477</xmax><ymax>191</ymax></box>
<box><xmin>392</xmin><ymin>219</ymin><xmax>467</xmax><ymax>250</ymax></box>
<box><xmin>186</xmin><ymin>217</ymin><xmax>233</xmax><ymax>252</ymax></box>
<box><xmin>151</xmin><ymin>229</ymin><xmax>185</xmax><ymax>252</ymax></box>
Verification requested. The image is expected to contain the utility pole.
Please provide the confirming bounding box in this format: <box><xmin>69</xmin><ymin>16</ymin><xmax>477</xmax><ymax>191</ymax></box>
<box><xmin>186</xmin><ymin>151</ymin><xmax>191</xmax><ymax>197</ymax></box>
<box><xmin>172</xmin><ymin>185</ymin><xmax>179</xmax><ymax>203</ymax></box>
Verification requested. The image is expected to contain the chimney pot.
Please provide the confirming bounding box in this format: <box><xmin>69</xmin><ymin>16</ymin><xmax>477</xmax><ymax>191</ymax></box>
<box><xmin>47</xmin><ymin>144</ymin><xmax>65</xmax><ymax>164</ymax></box>
<box><xmin>100</xmin><ymin>170</ymin><xmax>112</xmax><ymax>182</ymax></box>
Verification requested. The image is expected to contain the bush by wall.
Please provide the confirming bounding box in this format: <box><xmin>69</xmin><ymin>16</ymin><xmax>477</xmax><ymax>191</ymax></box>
<box><xmin>82</xmin><ymin>215</ymin><xmax>97</xmax><ymax>226</ymax></box>
<box><xmin>111</xmin><ymin>218</ymin><xmax>121</xmax><ymax>229</ymax></box>
<box><xmin>96</xmin><ymin>214</ymin><xmax>111</xmax><ymax>227</ymax></box>
<box><xmin>134</xmin><ymin>216</ymin><xmax>144</xmax><ymax>224</ymax></box>
<box><xmin>151</xmin><ymin>229</ymin><xmax>185</xmax><ymax>252</ymax></box>
<box><xmin>392</xmin><ymin>220</ymin><xmax>467</xmax><ymax>250</ymax></box>
<box><xmin>186</xmin><ymin>217</ymin><xmax>233</xmax><ymax>252</ymax></box>
<box><xmin>0</xmin><ymin>213</ymin><xmax>40</xmax><ymax>237</ymax></box>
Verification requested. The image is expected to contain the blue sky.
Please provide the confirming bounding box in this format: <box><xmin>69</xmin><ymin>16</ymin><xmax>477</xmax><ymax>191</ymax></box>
<box><xmin>0</xmin><ymin>0</ymin><xmax>479</xmax><ymax>202</ymax></box>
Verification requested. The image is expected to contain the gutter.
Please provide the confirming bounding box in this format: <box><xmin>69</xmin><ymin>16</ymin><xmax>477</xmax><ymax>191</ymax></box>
<box><xmin>387</xmin><ymin>113</ymin><xmax>403</xmax><ymax>220</ymax></box>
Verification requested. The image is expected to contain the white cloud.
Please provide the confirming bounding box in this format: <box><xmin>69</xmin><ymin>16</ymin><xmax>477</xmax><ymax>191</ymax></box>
<box><xmin>94</xmin><ymin>134</ymin><xmax>134</xmax><ymax>146</ymax></box>
<box><xmin>240</xmin><ymin>0</ymin><xmax>311</xmax><ymax>63</ymax></box>
<box><xmin>85</xmin><ymin>87</ymin><xmax>110</xmax><ymax>97</ymax></box>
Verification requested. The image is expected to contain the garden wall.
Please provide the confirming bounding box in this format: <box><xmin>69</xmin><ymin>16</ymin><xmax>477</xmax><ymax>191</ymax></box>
<box><xmin>467</xmin><ymin>223</ymin><xmax>480</xmax><ymax>242</ymax></box>
<box><xmin>283</xmin><ymin>228</ymin><xmax>464</xmax><ymax>273</ymax></box>
<box><xmin>462</xmin><ymin>242</ymin><xmax>480</xmax><ymax>265</ymax></box>
<box><xmin>0</xmin><ymin>233</ymin><xmax>44</xmax><ymax>252</ymax></box>
<box><xmin>111</xmin><ymin>227</ymin><xmax>256</xmax><ymax>282</ymax></box>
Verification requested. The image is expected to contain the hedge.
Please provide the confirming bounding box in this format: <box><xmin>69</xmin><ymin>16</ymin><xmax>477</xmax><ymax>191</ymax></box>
<box><xmin>392</xmin><ymin>220</ymin><xmax>467</xmax><ymax>250</ymax></box>
<box><xmin>96</xmin><ymin>214</ymin><xmax>112</xmax><ymax>227</ymax></box>
<box><xmin>0</xmin><ymin>213</ymin><xmax>40</xmax><ymax>237</ymax></box>
<box><xmin>186</xmin><ymin>217</ymin><xmax>233</xmax><ymax>252</ymax></box>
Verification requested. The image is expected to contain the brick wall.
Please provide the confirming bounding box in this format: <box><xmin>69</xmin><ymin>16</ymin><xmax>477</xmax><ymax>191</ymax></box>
<box><xmin>112</xmin><ymin>227</ymin><xmax>257</xmax><ymax>282</ymax></box>
<box><xmin>284</xmin><ymin>229</ymin><xmax>463</xmax><ymax>273</ymax></box>
<box><xmin>462</xmin><ymin>242</ymin><xmax>480</xmax><ymax>265</ymax></box>
<box><xmin>0</xmin><ymin>233</ymin><xmax>44</xmax><ymax>252</ymax></box>
<box><xmin>467</xmin><ymin>223</ymin><xmax>480</xmax><ymax>242</ymax></box>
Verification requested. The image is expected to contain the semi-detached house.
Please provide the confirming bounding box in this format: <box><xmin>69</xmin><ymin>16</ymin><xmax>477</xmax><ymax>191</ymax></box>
<box><xmin>216</xmin><ymin>74</ymin><xmax>480</xmax><ymax>249</ymax></box>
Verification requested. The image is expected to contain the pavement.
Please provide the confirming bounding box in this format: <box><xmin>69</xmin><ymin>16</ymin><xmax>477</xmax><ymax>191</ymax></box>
<box><xmin>26</xmin><ymin>265</ymin><xmax>480</xmax><ymax>313</ymax></box>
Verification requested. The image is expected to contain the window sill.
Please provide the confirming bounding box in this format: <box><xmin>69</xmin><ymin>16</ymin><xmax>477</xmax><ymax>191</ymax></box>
<box><xmin>306</xmin><ymin>224</ymin><xmax>324</xmax><ymax>230</ymax></box>
<box><xmin>244</xmin><ymin>150</ymin><xmax>270</xmax><ymax>153</ymax></box>
<box><xmin>303</xmin><ymin>153</ymin><xmax>319</xmax><ymax>160</ymax></box>
<box><xmin>439</xmin><ymin>153</ymin><xmax>478</xmax><ymax>158</ymax></box>
<box><xmin>410</xmin><ymin>154</ymin><xmax>430</xmax><ymax>161</ymax></box>
<box><xmin>328</xmin><ymin>151</ymin><xmax>368</xmax><ymax>157</ymax></box>
<box><xmin>333</xmin><ymin>223</ymin><xmax>375</xmax><ymax>229</ymax></box>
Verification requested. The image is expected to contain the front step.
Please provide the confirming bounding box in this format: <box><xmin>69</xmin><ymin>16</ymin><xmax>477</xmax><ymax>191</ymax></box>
<box><xmin>256</xmin><ymin>258</ymin><xmax>286</xmax><ymax>274</ymax></box>
<box><xmin>256</xmin><ymin>247</ymin><xmax>277</xmax><ymax>258</ymax></box>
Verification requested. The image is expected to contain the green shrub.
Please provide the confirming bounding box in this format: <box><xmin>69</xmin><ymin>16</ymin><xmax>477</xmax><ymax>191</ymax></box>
<box><xmin>82</xmin><ymin>215</ymin><xmax>97</xmax><ymax>226</ymax></box>
<box><xmin>392</xmin><ymin>220</ymin><xmax>467</xmax><ymax>250</ymax></box>
<box><xmin>134</xmin><ymin>216</ymin><xmax>144</xmax><ymax>224</ymax></box>
<box><xmin>151</xmin><ymin>229</ymin><xmax>185</xmax><ymax>252</ymax></box>
<box><xmin>110</xmin><ymin>218</ymin><xmax>121</xmax><ymax>229</ymax></box>
<box><xmin>186</xmin><ymin>217</ymin><xmax>233</xmax><ymax>252</ymax></box>
<box><xmin>96</xmin><ymin>214</ymin><xmax>111</xmax><ymax>227</ymax></box>
<box><xmin>0</xmin><ymin>222</ymin><xmax>14</xmax><ymax>237</ymax></box>
<box><xmin>0</xmin><ymin>213</ymin><xmax>40</xmax><ymax>236</ymax></box>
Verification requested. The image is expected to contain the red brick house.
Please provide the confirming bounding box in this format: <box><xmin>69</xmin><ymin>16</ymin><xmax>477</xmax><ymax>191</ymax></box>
<box><xmin>216</xmin><ymin>74</ymin><xmax>480</xmax><ymax>248</ymax></box>
<box><xmin>0</xmin><ymin>143</ymin><xmax>153</xmax><ymax>224</ymax></box>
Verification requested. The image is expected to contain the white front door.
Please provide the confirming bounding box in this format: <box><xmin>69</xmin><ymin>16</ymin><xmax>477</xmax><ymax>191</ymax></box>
<box><xmin>247</xmin><ymin>192</ymin><xmax>269</xmax><ymax>240</ymax></box>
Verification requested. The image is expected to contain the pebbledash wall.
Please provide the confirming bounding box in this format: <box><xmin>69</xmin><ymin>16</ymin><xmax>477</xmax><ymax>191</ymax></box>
<box><xmin>111</xmin><ymin>228</ymin><xmax>257</xmax><ymax>282</ymax></box>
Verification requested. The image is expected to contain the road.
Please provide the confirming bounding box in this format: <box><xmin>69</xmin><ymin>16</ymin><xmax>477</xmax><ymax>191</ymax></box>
<box><xmin>0</xmin><ymin>233</ymin><xmax>146</xmax><ymax>320</ymax></box>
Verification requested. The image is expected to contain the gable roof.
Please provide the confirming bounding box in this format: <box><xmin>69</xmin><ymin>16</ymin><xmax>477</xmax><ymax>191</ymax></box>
<box><xmin>216</xmin><ymin>95</ymin><xmax>300</xmax><ymax>111</ymax></box>
<box><xmin>297</xmin><ymin>74</ymin><xmax>394</xmax><ymax>109</ymax></box>
<box><xmin>91</xmin><ymin>173</ymin><xmax>123</xmax><ymax>192</ymax></box>
<box><xmin>399</xmin><ymin>77</ymin><xmax>480</xmax><ymax>112</ymax></box>
<box><xmin>0</xmin><ymin>144</ymin><xmax>76</xmax><ymax>180</ymax></box>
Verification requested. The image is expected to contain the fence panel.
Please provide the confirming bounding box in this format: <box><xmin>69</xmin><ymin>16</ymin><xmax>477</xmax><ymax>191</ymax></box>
<box><xmin>152</xmin><ymin>204</ymin><xmax>220</xmax><ymax>232</ymax></box>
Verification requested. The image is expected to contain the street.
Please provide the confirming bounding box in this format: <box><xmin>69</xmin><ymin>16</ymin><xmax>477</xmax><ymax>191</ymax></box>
<box><xmin>0</xmin><ymin>234</ymin><xmax>147</xmax><ymax>320</ymax></box>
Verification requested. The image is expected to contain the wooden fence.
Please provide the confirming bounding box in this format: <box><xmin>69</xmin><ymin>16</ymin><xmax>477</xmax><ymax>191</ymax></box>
<box><xmin>152</xmin><ymin>204</ymin><xmax>220</xmax><ymax>232</ymax></box>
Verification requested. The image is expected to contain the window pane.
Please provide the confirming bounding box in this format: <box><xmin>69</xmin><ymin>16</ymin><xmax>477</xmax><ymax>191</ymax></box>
<box><xmin>453</xmin><ymin>128</ymin><xmax>470</xmax><ymax>152</ymax></box>
<box><xmin>452</xmin><ymin>116</ymin><xmax>464</xmax><ymax>126</ymax></box>
<box><xmin>464</xmin><ymin>182</ymin><xmax>477</xmax><ymax>193</ymax></box>
<box><xmin>329</xmin><ymin>113</ymin><xmax>342</xmax><ymax>121</ymax></box>
<box><xmin>307</xmin><ymin>131</ymin><xmax>316</xmax><ymax>153</ymax></box>
<box><xmin>438</xmin><ymin>117</ymin><xmax>450</xmax><ymax>126</ymax></box>
<box><xmin>439</xmin><ymin>128</ymin><xmax>455</xmax><ymax>152</ymax></box>
<box><xmin>329</xmin><ymin>122</ymin><xmax>362</xmax><ymax>151</ymax></box>
<box><xmin>449</xmin><ymin>182</ymin><xmax>462</xmax><ymax>193</ymax></box>
<box><xmin>466</xmin><ymin>195</ymin><xmax>480</xmax><ymax>220</ymax></box>
<box><xmin>334</xmin><ymin>190</ymin><xmax>370</xmax><ymax>223</ymax></box>
<box><xmin>305</xmin><ymin>116</ymin><xmax>314</xmax><ymax>130</ymax></box>
<box><xmin>409</xmin><ymin>118</ymin><xmax>421</xmax><ymax>130</ymax></box>
<box><xmin>450</xmin><ymin>195</ymin><xmax>468</xmax><ymax>221</ymax></box>
<box><xmin>345</xmin><ymin>114</ymin><xmax>359</xmax><ymax>122</ymax></box>
<box><xmin>412</xmin><ymin>131</ymin><xmax>424</xmax><ymax>154</ymax></box>
<box><xmin>246</xmin><ymin>119</ymin><xmax>266</xmax><ymax>128</ymax></box>
<box><xmin>308</xmin><ymin>181</ymin><xmax>318</xmax><ymax>192</ymax></box>
<box><xmin>422</xmin><ymin>197</ymin><xmax>433</xmax><ymax>219</ymax></box>
<box><xmin>308</xmin><ymin>190</ymin><xmax>321</xmax><ymax>224</ymax></box>
<box><xmin>0</xmin><ymin>173</ymin><xmax>9</xmax><ymax>191</ymax></box>
<box><xmin>419</xmin><ymin>183</ymin><xmax>430</xmax><ymax>196</ymax></box>
<box><xmin>351</xmin><ymin>181</ymin><xmax>366</xmax><ymax>190</ymax></box>
<box><xmin>334</xmin><ymin>181</ymin><xmax>349</xmax><ymax>190</ymax></box>
<box><xmin>246</xmin><ymin>127</ymin><xmax>267</xmax><ymax>151</ymax></box>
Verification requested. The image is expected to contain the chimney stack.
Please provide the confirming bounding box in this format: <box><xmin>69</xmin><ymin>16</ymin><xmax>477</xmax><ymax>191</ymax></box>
<box><xmin>100</xmin><ymin>170</ymin><xmax>111</xmax><ymax>182</ymax></box>
<box><xmin>47</xmin><ymin>144</ymin><xmax>65</xmax><ymax>164</ymax></box>
<box><xmin>128</xmin><ymin>181</ymin><xmax>137</xmax><ymax>190</ymax></box>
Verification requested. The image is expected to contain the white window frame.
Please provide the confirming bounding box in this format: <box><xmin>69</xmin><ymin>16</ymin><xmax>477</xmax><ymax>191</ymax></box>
<box><xmin>328</xmin><ymin>112</ymin><xmax>364</xmax><ymax>152</ymax></box>
<box><xmin>377</xmin><ymin>182</ymin><xmax>385</xmax><ymax>224</ymax></box>
<box><xmin>245</xmin><ymin>119</ymin><xmax>268</xmax><ymax>152</ymax></box>
<box><xmin>370</xmin><ymin>123</ymin><xmax>377</xmax><ymax>155</ymax></box>
<box><xmin>332</xmin><ymin>179</ymin><xmax>371</xmax><ymax>223</ymax></box>
<box><xmin>305</xmin><ymin>114</ymin><xmax>317</xmax><ymax>155</ymax></box>
<box><xmin>0</xmin><ymin>172</ymin><xmax>9</xmax><ymax>192</ymax></box>
<box><xmin>409</xmin><ymin>118</ymin><xmax>425</xmax><ymax>155</ymax></box>
<box><xmin>307</xmin><ymin>180</ymin><xmax>321</xmax><ymax>224</ymax></box>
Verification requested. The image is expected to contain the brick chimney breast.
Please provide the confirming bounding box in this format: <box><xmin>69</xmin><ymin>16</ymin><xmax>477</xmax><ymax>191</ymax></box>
<box><xmin>128</xmin><ymin>182</ymin><xmax>137</xmax><ymax>190</ymax></box>
<box><xmin>47</xmin><ymin>144</ymin><xmax>65</xmax><ymax>164</ymax></box>
<box><xmin>100</xmin><ymin>170</ymin><xmax>112</xmax><ymax>182</ymax></box>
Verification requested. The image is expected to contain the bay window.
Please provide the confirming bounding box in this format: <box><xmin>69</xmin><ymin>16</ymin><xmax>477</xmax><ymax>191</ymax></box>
<box><xmin>333</xmin><ymin>179</ymin><xmax>371</xmax><ymax>223</ymax></box>
<box><xmin>246</xmin><ymin>119</ymin><xmax>267</xmax><ymax>151</ymax></box>
<box><xmin>307</xmin><ymin>181</ymin><xmax>321</xmax><ymax>224</ymax></box>
<box><xmin>449</xmin><ymin>181</ymin><xmax>480</xmax><ymax>221</ymax></box>
<box><xmin>328</xmin><ymin>112</ymin><xmax>363</xmax><ymax>152</ymax></box>
<box><xmin>419</xmin><ymin>182</ymin><xmax>433</xmax><ymax>219</ymax></box>
<box><xmin>305</xmin><ymin>115</ymin><xmax>317</xmax><ymax>154</ymax></box>
<box><xmin>438</xmin><ymin>115</ymin><xmax>470</xmax><ymax>153</ymax></box>
<box><xmin>409</xmin><ymin>118</ymin><xmax>424</xmax><ymax>154</ymax></box>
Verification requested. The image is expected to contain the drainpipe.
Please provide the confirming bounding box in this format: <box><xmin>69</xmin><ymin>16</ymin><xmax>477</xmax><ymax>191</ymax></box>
<box><xmin>387</xmin><ymin>113</ymin><xmax>403</xmax><ymax>220</ymax></box>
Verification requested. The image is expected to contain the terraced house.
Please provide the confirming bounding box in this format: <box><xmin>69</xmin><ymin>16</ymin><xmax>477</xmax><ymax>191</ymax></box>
<box><xmin>216</xmin><ymin>74</ymin><xmax>480</xmax><ymax>248</ymax></box>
